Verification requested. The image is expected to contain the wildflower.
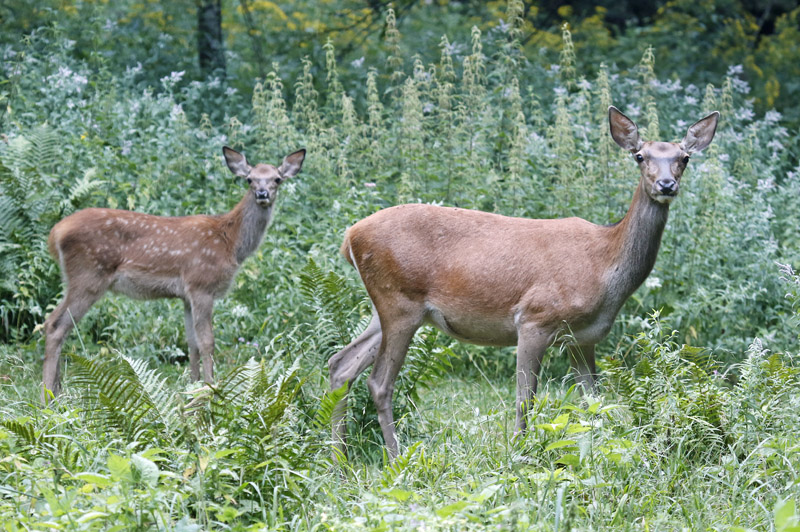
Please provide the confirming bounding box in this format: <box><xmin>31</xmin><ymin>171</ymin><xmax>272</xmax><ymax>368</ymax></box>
<box><xmin>735</xmin><ymin>108</ymin><xmax>755</xmax><ymax>121</ymax></box>
<box><xmin>764</xmin><ymin>110</ymin><xmax>782</xmax><ymax>124</ymax></box>
<box><xmin>757</xmin><ymin>178</ymin><xmax>775</xmax><ymax>191</ymax></box>
<box><xmin>231</xmin><ymin>304</ymin><xmax>250</xmax><ymax>318</ymax></box>
<box><xmin>731</xmin><ymin>78</ymin><xmax>750</xmax><ymax>94</ymax></box>
<box><xmin>767</xmin><ymin>139</ymin><xmax>783</xmax><ymax>152</ymax></box>
<box><xmin>364</xmin><ymin>182</ymin><xmax>377</xmax><ymax>188</ymax></box>
<box><xmin>726</xmin><ymin>64</ymin><xmax>744</xmax><ymax>76</ymax></box>
<box><xmin>645</xmin><ymin>277</ymin><xmax>662</xmax><ymax>289</ymax></box>
<box><xmin>351</xmin><ymin>56</ymin><xmax>365</xmax><ymax>68</ymax></box>
<box><xmin>161</xmin><ymin>70</ymin><xmax>185</xmax><ymax>84</ymax></box>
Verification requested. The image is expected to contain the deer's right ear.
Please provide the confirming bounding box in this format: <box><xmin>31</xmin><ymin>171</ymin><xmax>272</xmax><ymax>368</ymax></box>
<box><xmin>609</xmin><ymin>106</ymin><xmax>643</xmax><ymax>153</ymax></box>
<box><xmin>223</xmin><ymin>146</ymin><xmax>251</xmax><ymax>178</ymax></box>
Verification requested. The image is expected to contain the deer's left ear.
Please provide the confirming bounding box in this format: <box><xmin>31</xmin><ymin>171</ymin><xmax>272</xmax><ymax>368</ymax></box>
<box><xmin>680</xmin><ymin>112</ymin><xmax>720</xmax><ymax>154</ymax></box>
<box><xmin>278</xmin><ymin>149</ymin><xmax>306</xmax><ymax>179</ymax></box>
<box><xmin>223</xmin><ymin>146</ymin><xmax>252</xmax><ymax>178</ymax></box>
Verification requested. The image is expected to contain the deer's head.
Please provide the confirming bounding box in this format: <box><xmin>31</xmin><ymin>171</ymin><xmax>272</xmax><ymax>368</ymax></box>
<box><xmin>223</xmin><ymin>147</ymin><xmax>306</xmax><ymax>207</ymax></box>
<box><xmin>609</xmin><ymin>106</ymin><xmax>719</xmax><ymax>204</ymax></box>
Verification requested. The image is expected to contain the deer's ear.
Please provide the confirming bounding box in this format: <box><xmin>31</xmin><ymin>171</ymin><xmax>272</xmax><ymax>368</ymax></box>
<box><xmin>680</xmin><ymin>111</ymin><xmax>720</xmax><ymax>154</ymax></box>
<box><xmin>278</xmin><ymin>149</ymin><xmax>306</xmax><ymax>179</ymax></box>
<box><xmin>223</xmin><ymin>146</ymin><xmax>251</xmax><ymax>178</ymax></box>
<box><xmin>609</xmin><ymin>106</ymin><xmax>643</xmax><ymax>153</ymax></box>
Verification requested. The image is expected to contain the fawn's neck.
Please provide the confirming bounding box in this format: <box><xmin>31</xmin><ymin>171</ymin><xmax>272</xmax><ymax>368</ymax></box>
<box><xmin>224</xmin><ymin>194</ymin><xmax>273</xmax><ymax>265</ymax></box>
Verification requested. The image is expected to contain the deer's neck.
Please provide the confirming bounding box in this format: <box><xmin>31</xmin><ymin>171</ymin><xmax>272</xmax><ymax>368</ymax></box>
<box><xmin>224</xmin><ymin>194</ymin><xmax>273</xmax><ymax>265</ymax></box>
<box><xmin>607</xmin><ymin>181</ymin><xmax>670</xmax><ymax>301</ymax></box>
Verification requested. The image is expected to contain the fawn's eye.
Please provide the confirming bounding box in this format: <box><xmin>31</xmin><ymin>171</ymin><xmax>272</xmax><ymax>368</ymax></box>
<box><xmin>635</xmin><ymin>153</ymin><xmax>644</xmax><ymax>163</ymax></box>
<box><xmin>682</xmin><ymin>156</ymin><xmax>690</xmax><ymax>164</ymax></box>
<box><xmin>246</xmin><ymin>178</ymin><xmax>252</xmax><ymax>184</ymax></box>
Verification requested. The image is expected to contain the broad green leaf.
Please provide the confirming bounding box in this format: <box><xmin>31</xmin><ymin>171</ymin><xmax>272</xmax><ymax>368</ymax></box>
<box><xmin>383</xmin><ymin>488</ymin><xmax>414</xmax><ymax>502</ymax></box>
<box><xmin>566</xmin><ymin>425</ymin><xmax>592</xmax><ymax>434</ymax></box>
<box><xmin>556</xmin><ymin>454</ymin><xmax>581</xmax><ymax>467</ymax></box>
<box><xmin>132</xmin><ymin>453</ymin><xmax>160</xmax><ymax>487</ymax></box>
<box><xmin>545</xmin><ymin>439</ymin><xmax>576</xmax><ymax>451</ymax></box>
<box><xmin>107</xmin><ymin>454</ymin><xmax>131</xmax><ymax>482</ymax></box>
<box><xmin>436</xmin><ymin>500</ymin><xmax>471</xmax><ymax>518</ymax></box>
<box><xmin>74</xmin><ymin>472</ymin><xmax>112</xmax><ymax>487</ymax></box>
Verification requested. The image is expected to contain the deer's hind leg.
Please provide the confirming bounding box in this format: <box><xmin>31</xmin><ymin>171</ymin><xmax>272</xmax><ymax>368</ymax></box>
<box><xmin>568</xmin><ymin>344</ymin><xmax>597</xmax><ymax>392</ymax></box>
<box><xmin>43</xmin><ymin>279</ymin><xmax>109</xmax><ymax>401</ymax></box>
<box><xmin>328</xmin><ymin>312</ymin><xmax>382</xmax><ymax>459</ymax></box>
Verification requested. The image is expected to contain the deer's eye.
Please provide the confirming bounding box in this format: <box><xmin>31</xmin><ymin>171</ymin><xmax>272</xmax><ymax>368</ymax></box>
<box><xmin>635</xmin><ymin>153</ymin><xmax>644</xmax><ymax>163</ymax></box>
<box><xmin>275</xmin><ymin>177</ymin><xmax>282</xmax><ymax>184</ymax></box>
<box><xmin>246</xmin><ymin>178</ymin><xmax>252</xmax><ymax>184</ymax></box>
<box><xmin>682</xmin><ymin>156</ymin><xmax>690</xmax><ymax>164</ymax></box>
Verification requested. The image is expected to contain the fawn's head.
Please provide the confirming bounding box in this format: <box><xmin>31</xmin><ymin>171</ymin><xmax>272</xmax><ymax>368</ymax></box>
<box><xmin>609</xmin><ymin>106</ymin><xmax>719</xmax><ymax>204</ymax></box>
<box><xmin>223</xmin><ymin>147</ymin><xmax>306</xmax><ymax>207</ymax></box>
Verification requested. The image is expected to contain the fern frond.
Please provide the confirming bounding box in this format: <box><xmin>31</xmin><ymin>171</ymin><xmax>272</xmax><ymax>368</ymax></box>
<box><xmin>59</xmin><ymin>167</ymin><xmax>104</xmax><ymax>214</ymax></box>
<box><xmin>69</xmin><ymin>353</ymin><xmax>165</xmax><ymax>439</ymax></box>
<box><xmin>313</xmin><ymin>383</ymin><xmax>348</xmax><ymax>431</ymax></box>
<box><xmin>381</xmin><ymin>440</ymin><xmax>422</xmax><ymax>488</ymax></box>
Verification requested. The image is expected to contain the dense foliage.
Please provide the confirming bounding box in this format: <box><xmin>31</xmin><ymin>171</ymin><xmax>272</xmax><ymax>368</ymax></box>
<box><xmin>1</xmin><ymin>1</ymin><xmax>799</xmax><ymax>529</ymax></box>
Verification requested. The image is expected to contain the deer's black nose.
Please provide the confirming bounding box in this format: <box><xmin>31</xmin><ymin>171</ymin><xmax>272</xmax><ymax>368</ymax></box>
<box><xmin>657</xmin><ymin>179</ymin><xmax>676</xmax><ymax>194</ymax></box>
<box><xmin>255</xmin><ymin>190</ymin><xmax>270</xmax><ymax>200</ymax></box>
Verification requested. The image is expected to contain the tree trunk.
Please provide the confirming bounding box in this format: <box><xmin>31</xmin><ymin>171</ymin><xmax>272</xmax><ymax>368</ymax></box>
<box><xmin>197</xmin><ymin>0</ymin><xmax>226</xmax><ymax>77</ymax></box>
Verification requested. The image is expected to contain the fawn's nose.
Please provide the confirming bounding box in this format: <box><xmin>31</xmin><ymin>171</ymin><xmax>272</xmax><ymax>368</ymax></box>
<box><xmin>255</xmin><ymin>190</ymin><xmax>270</xmax><ymax>201</ymax></box>
<box><xmin>656</xmin><ymin>178</ymin><xmax>677</xmax><ymax>194</ymax></box>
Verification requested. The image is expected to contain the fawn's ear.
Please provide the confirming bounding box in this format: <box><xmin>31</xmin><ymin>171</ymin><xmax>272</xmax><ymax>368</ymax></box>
<box><xmin>278</xmin><ymin>149</ymin><xmax>306</xmax><ymax>179</ymax></box>
<box><xmin>680</xmin><ymin>112</ymin><xmax>720</xmax><ymax>154</ymax></box>
<box><xmin>609</xmin><ymin>106</ymin><xmax>643</xmax><ymax>153</ymax></box>
<box><xmin>223</xmin><ymin>146</ymin><xmax>251</xmax><ymax>178</ymax></box>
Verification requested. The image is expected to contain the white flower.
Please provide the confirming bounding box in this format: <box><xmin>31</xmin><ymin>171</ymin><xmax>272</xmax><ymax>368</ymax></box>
<box><xmin>726</xmin><ymin>64</ymin><xmax>744</xmax><ymax>76</ymax></box>
<box><xmin>231</xmin><ymin>304</ymin><xmax>250</xmax><ymax>318</ymax></box>
<box><xmin>731</xmin><ymin>77</ymin><xmax>750</xmax><ymax>94</ymax></box>
<box><xmin>645</xmin><ymin>277</ymin><xmax>662</xmax><ymax>289</ymax></box>
<box><xmin>764</xmin><ymin>110</ymin><xmax>782</xmax><ymax>124</ymax></box>
<box><xmin>767</xmin><ymin>139</ymin><xmax>783</xmax><ymax>152</ymax></box>
<box><xmin>735</xmin><ymin>108</ymin><xmax>755</xmax><ymax>121</ymax></box>
<box><xmin>757</xmin><ymin>178</ymin><xmax>775</xmax><ymax>191</ymax></box>
<box><xmin>350</xmin><ymin>56</ymin><xmax>365</xmax><ymax>68</ymax></box>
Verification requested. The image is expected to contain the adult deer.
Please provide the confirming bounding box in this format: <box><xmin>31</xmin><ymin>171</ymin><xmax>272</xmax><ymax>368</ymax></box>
<box><xmin>42</xmin><ymin>147</ymin><xmax>306</xmax><ymax>400</ymax></box>
<box><xmin>329</xmin><ymin>106</ymin><xmax>719</xmax><ymax>459</ymax></box>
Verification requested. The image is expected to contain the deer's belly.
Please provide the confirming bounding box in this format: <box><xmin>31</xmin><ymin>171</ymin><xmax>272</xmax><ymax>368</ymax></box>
<box><xmin>425</xmin><ymin>304</ymin><xmax>518</xmax><ymax>346</ymax></box>
<box><xmin>110</xmin><ymin>271</ymin><xmax>184</xmax><ymax>300</ymax></box>
<box><xmin>564</xmin><ymin>310</ymin><xmax>618</xmax><ymax>346</ymax></box>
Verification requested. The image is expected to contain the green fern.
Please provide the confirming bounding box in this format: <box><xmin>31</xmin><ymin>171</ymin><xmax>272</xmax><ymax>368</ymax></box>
<box><xmin>58</xmin><ymin>167</ymin><xmax>104</xmax><ymax>215</ymax></box>
<box><xmin>313</xmin><ymin>383</ymin><xmax>348</xmax><ymax>432</ymax></box>
<box><xmin>69</xmin><ymin>353</ymin><xmax>170</xmax><ymax>441</ymax></box>
<box><xmin>298</xmin><ymin>257</ymin><xmax>358</xmax><ymax>350</ymax></box>
<box><xmin>381</xmin><ymin>440</ymin><xmax>423</xmax><ymax>487</ymax></box>
<box><xmin>603</xmin><ymin>315</ymin><xmax>731</xmax><ymax>459</ymax></box>
<box><xmin>1</xmin><ymin>418</ymin><xmax>81</xmax><ymax>472</ymax></box>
